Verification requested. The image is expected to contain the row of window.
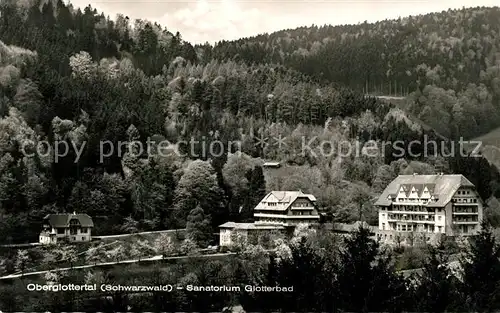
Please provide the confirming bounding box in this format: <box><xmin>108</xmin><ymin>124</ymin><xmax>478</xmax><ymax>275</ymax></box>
<box><xmin>385</xmin><ymin>214</ymin><xmax>442</xmax><ymax>222</ymax></box>
<box><xmin>453</xmin><ymin>216</ymin><xmax>479</xmax><ymax>222</ymax></box>
<box><xmin>57</xmin><ymin>227</ymin><xmax>89</xmax><ymax>234</ymax></box>
<box><xmin>255</xmin><ymin>211</ymin><xmax>314</xmax><ymax>216</ymax></box>
<box><xmin>457</xmin><ymin>225</ymin><xmax>477</xmax><ymax>233</ymax></box>
<box><xmin>381</xmin><ymin>223</ymin><xmax>443</xmax><ymax>233</ymax></box>
<box><xmin>396</xmin><ymin>198</ymin><xmax>437</xmax><ymax>202</ymax></box>
<box><xmin>452</xmin><ymin>198</ymin><xmax>478</xmax><ymax>203</ymax></box>
<box><xmin>452</xmin><ymin>207</ymin><xmax>478</xmax><ymax>213</ymax></box>
<box><xmin>383</xmin><ymin>206</ymin><xmax>441</xmax><ymax>212</ymax></box>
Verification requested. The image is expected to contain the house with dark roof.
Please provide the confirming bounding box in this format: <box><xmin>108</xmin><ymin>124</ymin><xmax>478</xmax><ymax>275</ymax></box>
<box><xmin>375</xmin><ymin>174</ymin><xmax>483</xmax><ymax>245</ymax></box>
<box><xmin>39</xmin><ymin>212</ymin><xmax>94</xmax><ymax>244</ymax></box>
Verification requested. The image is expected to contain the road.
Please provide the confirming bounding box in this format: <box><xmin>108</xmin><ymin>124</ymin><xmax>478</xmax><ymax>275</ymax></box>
<box><xmin>91</xmin><ymin>228</ymin><xmax>185</xmax><ymax>240</ymax></box>
<box><xmin>0</xmin><ymin>229</ymin><xmax>186</xmax><ymax>248</ymax></box>
<box><xmin>0</xmin><ymin>252</ymin><xmax>236</xmax><ymax>280</ymax></box>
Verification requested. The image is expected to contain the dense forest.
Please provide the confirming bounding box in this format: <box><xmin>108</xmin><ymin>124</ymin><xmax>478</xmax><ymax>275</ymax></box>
<box><xmin>1</xmin><ymin>0</ymin><xmax>500</xmax><ymax>243</ymax></box>
<box><xmin>203</xmin><ymin>6</ymin><xmax>500</xmax><ymax>138</ymax></box>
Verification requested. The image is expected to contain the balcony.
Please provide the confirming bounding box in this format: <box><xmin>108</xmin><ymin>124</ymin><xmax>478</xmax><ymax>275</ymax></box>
<box><xmin>452</xmin><ymin>211</ymin><xmax>478</xmax><ymax>215</ymax></box>
<box><xmin>452</xmin><ymin>221</ymin><xmax>478</xmax><ymax>225</ymax></box>
<box><xmin>291</xmin><ymin>206</ymin><xmax>315</xmax><ymax>210</ymax></box>
<box><xmin>453</xmin><ymin>202</ymin><xmax>479</xmax><ymax>206</ymax></box>
<box><xmin>387</xmin><ymin>217</ymin><xmax>435</xmax><ymax>223</ymax></box>
<box><xmin>389</xmin><ymin>210</ymin><xmax>435</xmax><ymax>215</ymax></box>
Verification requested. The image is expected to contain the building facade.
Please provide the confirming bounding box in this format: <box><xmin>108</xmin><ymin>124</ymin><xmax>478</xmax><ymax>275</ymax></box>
<box><xmin>253</xmin><ymin>191</ymin><xmax>320</xmax><ymax>226</ymax></box>
<box><xmin>219</xmin><ymin>191</ymin><xmax>320</xmax><ymax>247</ymax></box>
<box><xmin>375</xmin><ymin>174</ymin><xmax>483</xmax><ymax>244</ymax></box>
<box><xmin>219</xmin><ymin>222</ymin><xmax>285</xmax><ymax>247</ymax></box>
<box><xmin>39</xmin><ymin>213</ymin><xmax>94</xmax><ymax>244</ymax></box>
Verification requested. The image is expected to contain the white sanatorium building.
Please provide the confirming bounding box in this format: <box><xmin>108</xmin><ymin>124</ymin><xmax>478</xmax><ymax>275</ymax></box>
<box><xmin>375</xmin><ymin>174</ymin><xmax>483</xmax><ymax>242</ymax></box>
<box><xmin>219</xmin><ymin>190</ymin><xmax>320</xmax><ymax>246</ymax></box>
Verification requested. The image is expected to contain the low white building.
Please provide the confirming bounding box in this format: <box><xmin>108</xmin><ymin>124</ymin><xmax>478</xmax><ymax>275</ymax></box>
<box><xmin>219</xmin><ymin>222</ymin><xmax>285</xmax><ymax>247</ymax></box>
<box><xmin>39</xmin><ymin>213</ymin><xmax>94</xmax><ymax>244</ymax></box>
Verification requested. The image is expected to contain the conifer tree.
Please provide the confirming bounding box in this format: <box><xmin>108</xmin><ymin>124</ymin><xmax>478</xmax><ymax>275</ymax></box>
<box><xmin>459</xmin><ymin>222</ymin><xmax>500</xmax><ymax>311</ymax></box>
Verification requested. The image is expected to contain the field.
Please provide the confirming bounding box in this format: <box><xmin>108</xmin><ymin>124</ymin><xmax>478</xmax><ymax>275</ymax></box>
<box><xmin>471</xmin><ymin>127</ymin><xmax>500</xmax><ymax>169</ymax></box>
<box><xmin>0</xmin><ymin>229</ymin><xmax>188</xmax><ymax>278</ymax></box>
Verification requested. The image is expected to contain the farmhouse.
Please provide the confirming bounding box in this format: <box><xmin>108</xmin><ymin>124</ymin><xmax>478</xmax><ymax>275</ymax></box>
<box><xmin>39</xmin><ymin>212</ymin><xmax>94</xmax><ymax>244</ymax></box>
<box><xmin>375</xmin><ymin>174</ymin><xmax>484</xmax><ymax>245</ymax></box>
<box><xmin>219</xmin><ymin>190</ymin><xmax>320</xmax><ymax>247</ymax></box>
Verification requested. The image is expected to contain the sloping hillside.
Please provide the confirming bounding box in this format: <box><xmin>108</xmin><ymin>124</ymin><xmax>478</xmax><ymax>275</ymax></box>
<box><xmin>202</xmin><ymin>7</ymin><xmax>500</xmax><ymax>140</ymax></box>
<box><xmin>471</xmin><ymin>127</ymin><xmax>500</xmax><ymax>169</ymax></box>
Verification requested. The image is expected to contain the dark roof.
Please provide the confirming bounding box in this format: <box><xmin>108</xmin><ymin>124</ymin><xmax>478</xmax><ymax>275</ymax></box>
<box><xmin>43</xmin><ymin>213</ymin><xmax>94</xmax><ymax>228</ymax></box>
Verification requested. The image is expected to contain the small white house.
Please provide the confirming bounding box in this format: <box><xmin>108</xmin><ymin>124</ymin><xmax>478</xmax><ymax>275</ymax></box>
<box><xmin>39</xmin><ymin>212</ymin><xmax>94</xmax><ymax>244</ymax></box>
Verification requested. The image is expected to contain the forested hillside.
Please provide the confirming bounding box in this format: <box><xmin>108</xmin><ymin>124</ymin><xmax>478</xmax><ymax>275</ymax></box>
<box><xmin>203</xmin><ymin>6</ymin><xmax>500</xmax><ymax>138</ymax></box>
<box><xmin>3</xmin><ymin>1</ymin><xmax>500</xmax><ymax>312</ymax></box>
<box><xmin>0</xmin><ymin>0</ymin><xmax>500</xmax><ymax>246</ymax></box>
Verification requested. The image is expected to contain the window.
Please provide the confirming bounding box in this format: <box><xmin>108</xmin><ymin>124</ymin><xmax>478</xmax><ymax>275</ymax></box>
<box><xmin>57</xmin><ymin>228</ymin><xmax>65</xmax><ymax>234</ymax></box>
<box><xmin>70</xmin><ymin>228</ymin><xmax>77</xmax><ymax>235</ymax></box>
<box><xmin>82</xmin><ymin>237</ymin><xmax>85</xmax><ymax>241</ymax></box>
<box><xmin>438</xmin><ymin>216</ymin><xmax>442</xmax><ymax>221</ymax></box>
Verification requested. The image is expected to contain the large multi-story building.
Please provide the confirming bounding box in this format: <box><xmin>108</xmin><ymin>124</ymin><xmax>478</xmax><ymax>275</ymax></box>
<box><xmin>253</xmin><ymin>191</ymin><xmax>320</xmax><ymax>226</ymax></box>
<box><xmin>375</xmin><ymin>174</ymin><xmax>483</xmax><ymax>241</ymax></box>
<box><xmin>218</xmin><ymin>190</ymin><xmax>320</xmax><ymax>247</ymax></box>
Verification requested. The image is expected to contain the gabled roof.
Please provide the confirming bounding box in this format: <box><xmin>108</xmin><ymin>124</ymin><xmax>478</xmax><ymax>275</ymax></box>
<box><xmin>398</xmin><ymin>183</ymin><xmax>436</xmax><ymax>197</ymax></box>
<box><xmin>43</xmin><ymin>213</ymin><xmax>94</xmax><ymax>228</ymax></box>
<box><xmin>375</xmin><ymin>174</ymin><xmax>474</xmax><ymax>207</ymax></box>
<box><xmin>254</xmin><ymin>191</ymin><xmax>316</xmax><ymax>211</ymax></box>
